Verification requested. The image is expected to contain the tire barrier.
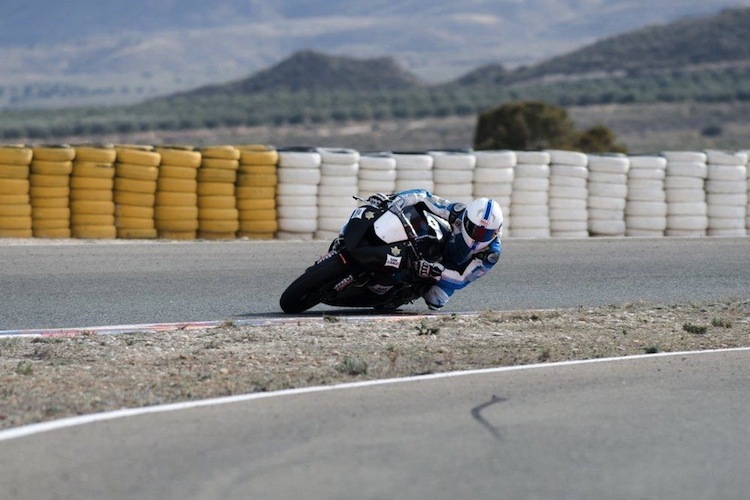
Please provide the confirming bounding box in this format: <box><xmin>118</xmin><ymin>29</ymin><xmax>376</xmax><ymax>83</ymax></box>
<box><xmin>0</xmin><ymin>144</ymin><xmax>749</xmax><ymax>240</ymax></box>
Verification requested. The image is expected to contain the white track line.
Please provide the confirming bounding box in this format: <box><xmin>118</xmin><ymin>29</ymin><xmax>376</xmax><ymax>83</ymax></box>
<box><xmin>1</xmin><ymin>346</ymin><xmax>748</xmax><ymax>442</ymax></box>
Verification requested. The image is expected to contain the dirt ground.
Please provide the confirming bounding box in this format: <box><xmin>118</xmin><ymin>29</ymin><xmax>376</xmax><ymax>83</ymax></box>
<box><xmin>1</xmin><ymin>298</ymin><xmax>748</xmax><ymax>431</ymax></box>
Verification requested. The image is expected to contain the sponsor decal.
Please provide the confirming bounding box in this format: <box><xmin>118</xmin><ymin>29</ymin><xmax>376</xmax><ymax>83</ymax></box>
<box><xmin>390</xmin><ymin>246</ymin><xmax>401</xmax><ymax>256</ymax></box>
<box><xmin>365</xmin><ymin>211</ymin><xmax>375</xmax><ymax>220</ymax></box>
<box><xmin>385</xmin><ymin>254</ymin><xmax>402</xmax><ymax>268</ymax></box>
<box><xmin>368</xmin><ymin>284</ymin><xmax>393</xmax><ymax>295</ymax></box>
<box><xmin>351</xmin><ymin>207</ymin><xmax>366</xmax><ymax>219</ymax></box>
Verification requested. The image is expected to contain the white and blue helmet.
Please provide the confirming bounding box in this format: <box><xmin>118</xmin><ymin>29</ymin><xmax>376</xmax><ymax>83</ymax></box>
<box><xmin>460</xmin><ymin>197</ymin><xmax>503</xmax><ymax>249</ymax></box>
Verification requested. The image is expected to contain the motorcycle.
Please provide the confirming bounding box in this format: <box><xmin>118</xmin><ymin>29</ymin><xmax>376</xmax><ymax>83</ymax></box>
<box><xmin>279</xmin><ymin>196</ymin><xmax>451</xmax><ymax>313</ymax></box>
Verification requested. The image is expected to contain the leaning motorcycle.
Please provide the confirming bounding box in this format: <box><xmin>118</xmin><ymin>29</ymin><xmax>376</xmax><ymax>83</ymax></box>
<box><xmin>279</xmin><ymin>197</ymin><xmax>450</xmax><ymax>313</ymax></box>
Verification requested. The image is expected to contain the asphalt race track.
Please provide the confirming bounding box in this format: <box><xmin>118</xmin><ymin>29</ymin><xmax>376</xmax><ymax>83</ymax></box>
<box><xmin>1</xmin><ymin>237</ymin><xmax>748</xmax><ymax>331</ymax></box>
<box><xmin>1</xmin><ymin>237</ymin><xmax>749</xmax><ymax>499</ymax></box>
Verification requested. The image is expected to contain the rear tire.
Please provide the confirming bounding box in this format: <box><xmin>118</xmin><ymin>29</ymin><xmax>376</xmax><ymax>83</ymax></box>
<box><xmin>280</xmin><ymin>254</ymin><xmax>348</xmax><ymax>313</ymax></box>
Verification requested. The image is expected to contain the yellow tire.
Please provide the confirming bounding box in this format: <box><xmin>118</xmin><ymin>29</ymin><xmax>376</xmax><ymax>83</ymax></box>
<box><xmin>3</xmin><ymin>194</ymin><xmax>30</xmax><ymax>205</ymax></box>
<box><xmin>235</xmin><ymin>186</ymin><xmax>274</xmax><ymax>199</ymax></box>
<box><xmin>115</xmin><ymin>217</ymin><xmax>154</xmax><ymax>229</ymax></box>
<box><xmin>70</xmin><ymin>189</ymin><xmax>113</xmax><ymax>202</ymax></box>
<box><xmin>113</xmin><ymin>191</ymin><xmax>155</xmax><ymax>207</ymax></box>
<box><xmin>114</xmin><ymin>147</ymin><xmax>160</xmax><ymax>166</ymax></box>
<box><xmin>238</xmin><ymin>164</ymin><xmax>276</xmax><ymax>175</ymax></box>
<box><xmin>0</xmin><ymin>178</ymin><xmax>29</xmax><ymax>195</ymax></box>
<box><xmin>199</xmin><ymin>208</ymin><xmax>239</xmax><ymax>220</ymax></box>
<box><xmin>74</xmin><ymin>146</ymin><xmax>117</xmax><ymax>163</ymax></box>
<box><xmin>0</xmin><ymin>216</ymin><xmax>32</xmax><ymax>229</ymax></box>
<box><xmin>238</xmin><ymin>148</ymin><xmax>278</xmax><ymax>166</ymax></box>
<box><xmin>236</xmin><ymin>173</ymin><xmax>277</xmax><ymax>187</ymax></box>
<box><xmin>0</xmin><ymin>228</ymin><xmax>33</xmax><ymax>238</ymax></box>
<box><xmin>154</xmin><ymin>206</ymin><xmax>199</xmax><ymax>220</ymax></box>
<box><xmin>200</xmin><ymin>158</ymin><xmax>239</xmax><ymax>170</ymax></box>
<box><xmin>155</xmin><ymin>219</ymin><xmax>199</xmax><ymax>231</ymax></box>
<box><xmin>30</xmin><ymin>197</ymin><xmax>67</xmax><ymax>208</ymax></box>
<box><xmin>70</xmin><ymin>177</ymin><xmax>114</xmax><ymax>190</ymax></box>
<box><xmin>72</xmin><ymin>161</ymin><xmax>116</xmax><ymax>178</ymax></box>
<box><xmin>117</xmin><ymin>228</ymin><xmax>157</xmax><ymax>239</ymax></box>
<box><xmin>157</xmin><ymin>178</ymin><xmax>197</xmax><ymax>193</ymax></box>
<box><xmin>0</xmin><ymin>164</ymin><xmax>29</xmax><ymax>179</ymax></box>
<box><xmin>197</xmin><ymin>195</ymin><xmax>235</xmax><ymax>209</ymax></box>
<box><xmin>71</xmin><ymin>200</ymin><xmax>115</xmax><ymax>214</ymax></box>
<box><xmin>32</xmin><ymin>218</ymin><xmax>70</xmax><ymax>230</ymax></box>
<box><xmin>0</xmin><ymin>146</ymin><xmax>33</xmax><ymax>165</ymax></box>
<box><xmin>0</xmin><ymin>204</ymin><xmax>32</xmax><ymax>217</ymax></box>
<box><xmin>33</xmin><ymin>228</ymin><xmax>72</xmax><ymax>239</ymax></box>
<box><xmin>197</xmin><ymin>231</ymin><xmax>237</xmax><ymax>240</ymax></box>
<box><xmin>238</xmin><ymin>219</ymin><xmax>278</xmax><ymax>233</ymax></box>
<box><xmin>32</xmin><ymin>145</ymin><xmax>76</xmax><ymax>161</ymax></box>
<box><xmin>71</xmin><ymin>214</ymin><xmax>115</xmax><ymax>226</ymax></box>
<box><xmin>197</xmin><ymin>182</ymin><xmax>234</xmax><ymax>196</ymax></box>
<box><xmin>236</xmin><ymin>197</ymin><xmax>275</xmax><ymax>210</ymax></box>
<box><xmin>199</xmin><ymin>145</ymin><xmax>240</xmax><ymax>161</ymax></box>
<box><xmin>198</xmin><ymin>220</ymin><xmax>239</xmax><ymax>232</ymax></box>
<box><xmin>116</xmin><ymin>163</ymin><xmax>159</xmax><ymax>181</ymax></box>
<box><xmin>72</xmin><ymin>225</ymin><xmax>117</xmax><ymax>239</ymax></box>
<box><xmin>239</xmin><ymin>208</ymin><xmax>276</xmax><ymax>221</ymax></box>
<box><xmin>114</xmin><ymin>177</ymin><xmax>157</xmax><ymax>194</ymax></box>
<box><xmin>158</xmin><ymin>230</ymin><xmax>197</xmax><ymax>240</ymax></box>
<box><xmin>30</xmin><ymin>160</ymin><xmax>73</xmax><ymax>175</ymax></box>
<box><xmin>155</xmin><ymin>192</ymin><xmax>197</xmax><ymax>206</ymax></box>
<box><xmin>158</xmin><ymin>165</ymin><xmax>198</xmax><ymax>180</ymax></box>
<box><xmin>155</xmin><ymin>148</ymin><xmax>201</xmax><ymax>168</ymax></box>
<box><xmin>29</xmin><ymin>186</ymin><xmax>69</xmax><ymax>198</ymax></box>
<box><xmin>197</xmin><ymin>167</ymin><xmax>236</xmax><ymax>183</ymax></box>
<box><xmin>115</xmin><ymin>205</ymin><xmax>154</xmax><ymax>219</ymax></box>
<box><xmin>32</xmin><ymin>207</ymin><xmax>71</xmax><ymax>220</ymax></box>
<box><xmin>29</xmin><ymin>174</ymin><xmax>70</xmax><ymax>188</ymax></box>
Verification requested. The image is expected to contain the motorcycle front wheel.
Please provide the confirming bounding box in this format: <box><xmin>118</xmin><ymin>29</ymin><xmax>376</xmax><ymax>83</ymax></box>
<box><xmin>279</xmin><ymin>253</ymin><xmax>349</xmax><ymax>313</ymax></box>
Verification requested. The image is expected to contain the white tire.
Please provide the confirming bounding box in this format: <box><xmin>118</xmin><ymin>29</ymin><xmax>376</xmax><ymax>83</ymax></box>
<box><xmin>317</xmin><ymin>216</ymin><xmax>347</xmax><ymax>232</ymax></box>
<box><xmin>318</xmin><ymin>184</ymin><xmax>357</xmax><ymax>197</ymax></box>
<box><xmin>707</xmin><ymin>217</ymin><xmax>745</xmax><ymax>230</ymax></box>
<box><xmin>666</xmin><ymin>162</ymin><xmax>707</xmax><ymax>178</ymax></box>
<box><xmin>626</xmin><ymin>228</ymin><xmax>665</xmax><ymax>237</ymax></box>
<box><xmin>707</xmin><ymin>193</ymin><xmax>747</xmax><ymax>206</ymax></box>
<box><xmin>589</xmin><ymin>172</ymin><xmax>627</xmax><ymax>184</ymax></box>
<box><xmin>320</xmin><ymin>175</ymin><xmax>358</xmax><ymax>187</ymax></box>
<box><xmin>277</xmin><ymin>205</ymin><xmax>318</xmax><ymax>219</ymax></box>
<box><xmin>277</xmin><ymin>167</ymin><xmax>321</xmax><ymax>185</ymax></box>
<box><xmin>276</xmin><ymin>183</ymin><xmax>318</xmax><ymax>196</ymax></box>
<box><xmin>628</xmin><ymin>168</ymin><xmax>666</xmax><ymax>180</ymax></box>
<box><xmin>546</xmin><ymin>149</ymin><xmax>587</xmax><ymax>167</ymax></box>
<box><xmin>665</xmin><ymin>176</ymin><xmax>704</xmax><ymax>189</ymax></box>
<box><xmin>549</xmin><ymin>198</ymin><xmax>587</xmax><ymax>210</ymax></box>
<box><xmin>511</xmin><ymin>204</ymin><xmax>549</xmax><ymax>216</ymax></box>
<box><xmin>394</xmin><ymin>180</ymin><xmax>434</xmax><ymax>192</ymax></box>
<box><xmin>668</xmin><ymin>202</ymin><xmax>707</xmax><ymax>216</ymax></box>
<box><xmin>588</xmin><ymin>182</ymin><xmax>628</xmax><ymax>198</ymax></box>
<box><xmin>661</xmin><ymin>151</ymin><xmax>707</xmax><ymax>163</ymax></box>
<box><xmin>397</xmin><ymin>169</ymin><xmax>433</xmax><ymax>181</ymax></box>
<box><xmin>509</xmin><ymin>215</ymin><xmax>549</xmax><ymax>229</ymax></box>
<box><xmin>317</xmin><ymin>147</ymin><xmax>360</xmax><ymax>165</ymax></box>
<box><xmin>707</xmin><ymin>205</ymin><xmax>746</xmax><ymax>218</ymax></box>
<box><xmin>277</xmin><ymin>217</ymin><xmax>317</xmax><ymax>233</ymax></box>
<box><xmin>472</xmin><ymin>183</ymin><xmax>512</xmax><ymax>197</ymax></box>
<box><xmin>276</xmin><ymin>195</ymin><xmax>317</xmax><ymax>207</ymax></box>
<box><xmin>625</xmin><ymin>216</ymin><xmax>667</xmax><ymax>231</ymax></box>
<box><xmin>588</xmin><ymin>195</ymin><xmax>626</xmax><ymax>210</ymax></box>
<box><xmin>627</xmin><ymin>188</ymin><xmax>666</xmax><ymax>202</ymax></box>
<box><xmin>434</xmin><ymin>184</ymin><xmax>473</xmax><ymax>197</ymax></box>
<box><xmin>628</xmin><ymin>179</ymin><xmax>664</xmax><ymax>191</ymax></box>
<box><xmin>707</xmin><ymin>165</ymin><xmax>747</xmax><ymax>181</ymax></box>
<box><xmin>589</xmin><ymin>208</ymin><xmax>624</xmax><ymax>220</ymax></box>
<box><xmin>705</xmin><ymin>180</ymin><xmax>747</xmax><ymax>194</ymax></box>
<box><xmin>358</xmin><ymin>180</ymin><xmax>396</xmax><ymax>193</ymax></box>
<box><xmin>588</xmin><ymin>219</ymin><xmax>626</xmax><ymax>235</ymax></box>
<box><xmin>514</xmin><ymin>151</ymin><xmax>550</xmax><ymax>165</ymax></box>
<box><xmin>513</xmin><ymin>177</ymin><xmax>549</xmax><ymax>191</ymax></box>
<box><xmin>551</xmin><ymin>219</ymin><xmax>589</xmax><ymax>232</ymax></box>
<box><xmin>278</xmin><ymin>151</ymin><xmax>321</xmax><ymax>169</ymax></box>
<box><xmin>667</xmin><ymin>215</ymin><xmax>708</xmax><ymax>230</ymax></box>
<box><xmin>625</xmin><ymin>201</ymin><xmax>667</xmax><ymax>217</ymax></box>
<box><xmin>473</xmin><ymin>167</ymin><xmax>514</xmax><ymax>184</ymax></box>
<box><xmin>511</xmin><ymin>190</ymin><xmax>548</xmax><ymax>205</ymax></box>
<box><xmin>550</xmin><ymin>186</ymin><xmax>587</xmax><ymax>200</ymax></box>
<box><xmin>317</xmin><ymin>195</ymin><xmax>356</xmax><ymax>209</ymax></box>
<box><xmin>319</xmin><ymin>205</ymin><xmax>355</xmax><ymax>218</ymax></box>
<box><xmin>549</xmin><ymin>208</ymin><xmax>588</xmax><ymax>221</ymax></box>
<box><xmin>359</xmin><ymin>153</ymin><xmax>397</xmax><ymax>170</ymax></box>
<box><xmin>358</xmin><ymin>169</ymin><xmax>397</xmax><ymax>181</ymax></box>
<box><xmin>549</xmin><ymin>165</ymin><xmax>588</xmax><ymax>179</ymax></box>
<box><xmin>705</xmin><ymin>150</ymin><xmax>748</xmax><ymax>166</ymax></box>
<box><xmin>514</xmin><ymin>164</ymin><xmax>550</xmax><ymax>178</ymax></box>
<box><xmin>629</xmin><ymin>156</ymin><xmax>667</xmax><ymax>169</ymax></box>
<box><xmin>587</xmin><ymin>155</ymin><xmax>629</xmax><ymax>174</ymax></box>
<box><xmin>321</xmin><ymin>163</ymin><xmax>359</xmax><ymax>177</ymax></box>
<box><xmin>432</xmin><ymin>169</ymin><xmax>474</xmax><ymax>184</ymax></box>
<box><xmin>550</xmin><ymin>176</ymin><xmax>587</xmax><ymax>188</ymax></box>
<box><xmin>666</xmin><ymin>188</ymin><xmax>706</xmax><ymax>203</ymax></box>
<box><xmin>474</xmin><ymin>150</ymin><xmax>516</xmax><ymax>168</ymax></box>
<box><xmin>429</xmin><ymin>151</ymin><xmax>476</xmax><ymax>170</ymax></box>
<box><xmin>392</xmin><ymin>152</ymin><xmax>433</xmax><ymax>170</ymax></box>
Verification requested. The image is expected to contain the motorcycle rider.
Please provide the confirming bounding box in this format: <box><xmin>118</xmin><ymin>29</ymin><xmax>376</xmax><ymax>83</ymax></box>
<box><xmin>366</xmin><ymin>189</ymin><xmax>503</xmax><ymax>310</ymax></box>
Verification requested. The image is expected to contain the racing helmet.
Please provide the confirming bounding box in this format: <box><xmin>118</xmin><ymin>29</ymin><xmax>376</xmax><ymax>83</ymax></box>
<box><xmin>460</xmin><ymin>197</ymin><xmax>503</xmax><ymax>248</ymax></box>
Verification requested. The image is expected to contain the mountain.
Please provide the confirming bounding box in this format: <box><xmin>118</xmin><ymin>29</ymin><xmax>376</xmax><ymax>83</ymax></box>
<box><xmin>2</xmin><ymin>0</ymin><xmax>750</xmax><ymax>109</ymax></box>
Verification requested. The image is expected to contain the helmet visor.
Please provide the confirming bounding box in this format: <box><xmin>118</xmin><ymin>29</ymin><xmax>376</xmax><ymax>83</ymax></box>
<box><xmin>463</xmin><ymin>216</ymin><xmax>499</xmax><ymax>242</ymax></box>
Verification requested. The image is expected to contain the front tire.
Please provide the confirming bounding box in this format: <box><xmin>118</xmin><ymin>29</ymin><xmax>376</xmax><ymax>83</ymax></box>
<box><xmin>279</xmin><ymin>253</ymin><xmax>348</xmax><ymax>313</ymax></box>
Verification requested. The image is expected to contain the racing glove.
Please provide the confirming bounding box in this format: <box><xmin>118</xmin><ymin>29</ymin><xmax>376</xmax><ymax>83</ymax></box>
<box><xmin>448</xmin><ymin>202</ymin><xmax>466</xmax><ymax>224</ymax></box>
<box><xmin>413</xmin><ymin>259</ymin><xmax>445</xmax><ymax>279</ymax></box>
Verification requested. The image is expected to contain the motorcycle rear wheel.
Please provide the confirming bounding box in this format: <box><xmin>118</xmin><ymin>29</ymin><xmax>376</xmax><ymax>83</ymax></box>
<box><xmin>279</xmin><ymin>253</ymin><xmax>349</xmax><ymax>313</ymax></box>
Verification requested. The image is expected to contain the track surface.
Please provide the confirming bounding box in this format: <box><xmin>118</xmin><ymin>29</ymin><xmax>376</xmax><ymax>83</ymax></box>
<box><xmin>1</xmin><ymin>237</ymin><xmax>748</xmax><ymax>331</ymax></box>
<box><xmin>1</xmin><ymin>349</ymin><xmax>749</xmax><ymax>499</ymax></box>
